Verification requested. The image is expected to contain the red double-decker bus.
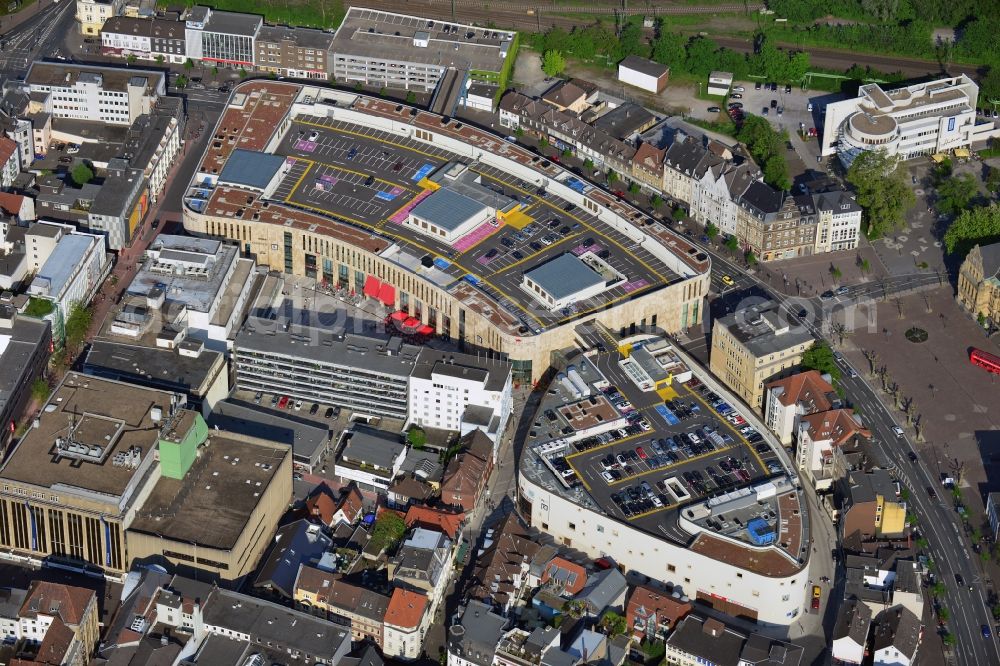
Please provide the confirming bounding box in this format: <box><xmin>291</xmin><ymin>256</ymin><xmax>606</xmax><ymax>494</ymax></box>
<box><xmin>970</xmin><ymin>348</ymin><xmax>1000</xmax><ymax>375</ymax></box>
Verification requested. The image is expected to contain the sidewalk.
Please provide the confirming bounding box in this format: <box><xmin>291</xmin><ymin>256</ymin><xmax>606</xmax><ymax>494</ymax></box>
<box><xmin>0</xmin><ymin>0</ymin><xmax>56</xmax><ymax>36</ymax></box>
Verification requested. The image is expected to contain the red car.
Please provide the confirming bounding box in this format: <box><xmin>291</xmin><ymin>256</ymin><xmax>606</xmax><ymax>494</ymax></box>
<box><xmin>636</xmin><ymin>446</ymin><xmax>648</xmax><ymax>460</ymax></box>
<box><xmin>277</xmin><ymin>396</ymin><xmax>289</xmax><ymax>409</ymax></box>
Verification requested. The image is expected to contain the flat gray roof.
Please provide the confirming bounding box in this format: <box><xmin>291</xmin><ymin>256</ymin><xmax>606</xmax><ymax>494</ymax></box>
<box><xmin>218</xmin><ymin>149</ymin><xmax>285</xmax><ymax>191</ymax></box>
<box><xmin>204</xmin><ymin>9</ymin><xmax>262</xmax><ymax>35</ymax></box>
<box><xmin>83</xmin><ymin>339</ymin><xmax>223</xmax><ymax>396</ymax></box>
<box><xmin>207</xmin><ymin>399</ymin><xmax>329</xmax><ymax>465</ymax></box>
<box><xmin>525</xmin><ymin>253</ymin><xmax>605</xmax><ymax>301</ymax></box>
<box><xmin>411</xmin><ymin>347</ymin><xmax>511</xmax><ymax>392</ymax></box>
<box><xmin>32</xmin><ymin>234</ymin><xmax>100</xmax><ymax>299</ymax></box>
<box><xmin>715</xmin><ymin>300</ymin><xmax>814</xmax><ymax>358</ymax></box>
<box><xmin>257</xmin><ymin>24</ymin><xmax>334</xmax><ymax>50</ymax></box>
<box><xmin>330</xmin><ymin>7</ymin><xmax>514</xmax><ymax>74</ymax></box>
<box><xmin>341</xmin><ymin>425</ymin><xmax>405</xmax><ymax>469</ymax></box>
<box><xmin>410</xmin><ymin>187</ymin><xmax>487</xmax><ymax>232</ymax></box>
<box><xmin>619</xmin><ymin>55</ymin><xmax>668</xmax><ymax>79</ymax></box>
<box><xmin>126</xmin><ymin>234</ymin><xmax>239</xmax><ymax>314</ymax></box>
<box><xmin>0</xmin><ymin>311</ymin><xmax>49</xmax><ymax>419</ymax></box>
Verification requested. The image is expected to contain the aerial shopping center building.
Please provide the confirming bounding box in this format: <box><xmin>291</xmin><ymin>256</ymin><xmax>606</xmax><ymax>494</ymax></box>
<box><xmin>181</xmin><ymin>81</ymin><xmax>711</xmax><ymax>383</ymax></box>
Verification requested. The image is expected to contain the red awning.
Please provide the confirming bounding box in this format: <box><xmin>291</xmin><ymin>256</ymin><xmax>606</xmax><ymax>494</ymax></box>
<box><xmin>390</xmin><ymin>311</ymin><xmax>408</xmax><ymax>321</ymax></box>
<box><xmin>363</xmin><ymin>275</ymin><xmax>381</xmax><ymax>298</ymax></box>
<box><xmin>403</xmin><ymin>317</ymin><xmax>421</xmax><ymax>330</ymax></box>
<box><xmin>377</xmin><ymin>283</ymin><xmax>396</xmax><ymax>306</ymax></box>
<box><xmin>417</xmin><ymin>324</ymin><xmax>435</xmax><ymax>335</ymax></box>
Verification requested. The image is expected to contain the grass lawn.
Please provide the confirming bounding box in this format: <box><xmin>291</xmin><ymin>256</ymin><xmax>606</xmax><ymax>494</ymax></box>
<box><xmin>24</xmin><ymin>297</ymin><xmax>54</xmax><ymax>318</ymax></box>
<box><xmin>161</xmin><ymin>0</ymin><xmax>345</xmax><ymax>28</ymax></box>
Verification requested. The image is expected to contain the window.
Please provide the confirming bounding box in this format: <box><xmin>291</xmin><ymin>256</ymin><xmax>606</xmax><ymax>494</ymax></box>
<box><xmin>567</xmin><ymin>522</ymin><xmax>575</xmax><ymax>530</ymax></box>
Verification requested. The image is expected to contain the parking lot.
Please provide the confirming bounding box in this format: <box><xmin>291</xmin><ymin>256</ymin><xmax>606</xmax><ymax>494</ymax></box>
<box><xmin>532</xmin><ymin>355</ymin><xmax>784</xmax><ymax>534</ymax></box>
<box><xmin>269</xmin><ymin>115</ymin><xmax>674</xmax><ymax>329</ymax></box>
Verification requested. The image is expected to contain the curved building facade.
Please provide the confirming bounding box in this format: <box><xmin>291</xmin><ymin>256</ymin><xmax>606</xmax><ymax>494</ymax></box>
<box><xmin>182</xmin><ymin>81</ymin><xmax>710</xmax><ymax>382</ymax></box>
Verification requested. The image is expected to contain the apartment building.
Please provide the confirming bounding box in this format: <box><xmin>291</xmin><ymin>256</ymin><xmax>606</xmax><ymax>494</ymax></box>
<box><xmin>736</xmin><ymin>185</ymin><xmax>818</xmax><ymax>262</ymax></box>
<box><xmin>814</xmin><ymin>190</ymin><xmax>863</xmax><ymax>254</ymax></box>
<box><xmin>27</xmin><ymin>223</ymin><xmax>109</xmax><ymax>344</ymax></box>
<box><xmin>796</xmin><ymin>409</ymin><xmax>870</xmax><ymax>491</ymax></box>
<box><xmin>764</xmin><ymin>370</ymin><xmax>839</xmax><ymax>446</ymax></box>
<box><xmin>15</xmin><ymin>581</ymin><xmax>100</xmax><ymax>666</ymax></box>
<box><xmin>407</xmin><ymin>349</ymin><xmax>512</xmax><ymax>446</ymax></box>
<box><xmin>100</xmin><ymin>16</ymin><xmax>186</xmax><ymax>64</ymax></box>
<box><xmin>0</xmin><ymin>137</ymin><xmax>18</xmax><ymax>189</ymax></box>
<box><xmin>122</xmin><ymin>96</ymin><xmax>184</xmax><ymax>202</ymax></box>
<box><xmin>86</xmin><ymin>158</ymin><xmax>149</xmax><ymax>251</ymax></box>
<box><xmin>183</xmin><ymin>6</ymin><xmax>261</xmax><ymax>68</ymax></box>
<box><xmin>25</xmin><ymin>63</ymin><xmax>165</xmax><ymax>126</ymax></box>
<box><xmin>76</xmin><ymin>0</ymin><xmax>124</xmax><ymax>36</ymax></box>
<box><xmin>256</xmin><ymin>25</ymin><xmax>333</xmax><ymax>79</ymax></box>
<box><xmin>821</xmin><ymin>74</ymin><xmax>1000</xmax><ymax>165</ymax></box>
<box><xmin>383</xmin><ymin>587</ymin><xmax>430</xmax><ymax>660</ymax></box>
<box><xmin>957</xmin><ymin>241</ymin><xmax>1000</xmax><ymax>325</ymax></box>
<box><xmin>710</xmin><ymin>299</ymin><xmax>815</xmax><ymax>410</ymax></box>
<box><xmin>838</xmin><ymin>469</ymin><xmax>907</xmax><ymax>540</ymax></box>
<box><xmin>447</xmin><ymin>601</ymin><xmax>507</xmax><ymax>666</ymax></box>
<box><xmin>329</xmin><ymin>7</ymin><xmax>517</xmax><ymax>93</ymax></box>
<box><xmin>293</xmin><ymin>568</ymin><xmax>389</xmax><ymax>647</ymax></box>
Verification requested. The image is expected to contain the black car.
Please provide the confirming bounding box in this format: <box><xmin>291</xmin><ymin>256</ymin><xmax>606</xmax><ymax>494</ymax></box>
<box><xmin>707</xmin><ymin>106</ymin><xmax>721</xmax><ymax>113</ymax></box>
<box><xmin>500</xmin><ymin>236</ymin><xmax>514</xmax><ymax>247</ymax></box>
<box><xmin>770</xmin><ymin>99</ymin><xmax>778</xmax><ymax>109</ymax></box>
<box><xmin>559</xmin><ymin>225</ymin><xmax>571</xmax><ymax>235</ymax></box>
<box><xmin>755</xmin><ymin>81</ymin><xmax>762</xmax><ymax>90</ymax></box>
<box><xmin>530</xmin><ymin>241</ymin><xmax>543</xmax><ymax>251</ymax></box>
<box><xmin>548</xmin><ymin>219</ymin><xmax>561</xmax><ymax>228</ymax></box>
<box><xmin>908</xmin><ymin>451</ymin><xmax>919</xmax><ymax>462</ymax></box>
<box><xmin>785</xmin><ymin>84</ymin><xmax>792</xmax><ymax>93</ymax></box>
<box><xmin>728</xmin><ymin>102</ymin><xmax>743</xmax><ymax>109</ymax></box>
<box><xmin>324</xmin><ymin>407</ymin><xmax>335</xmax><ymax>418</ymax></box>
<box><xmin>364</xmin><ymin>175</ymin><xmax>375</xmax><ymax>187</ymax></box>
<box><xmin>512</xmin><ymin>251</ymin><xmax>524</xmax><ymax>260</ymax></box>
<box><xmin>309</xmin><ymin>403</ymin><xmax>319</xmax><ymax>415</ymax></box>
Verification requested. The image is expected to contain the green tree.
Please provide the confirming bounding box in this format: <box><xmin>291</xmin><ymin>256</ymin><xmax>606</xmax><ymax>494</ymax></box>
<box><xmin>607</xmin><ymin>170</ymin><xmax>619</xmax><ymax>185</ymax></box>
<box><xmin>763</xmin><ymin>156</ymin><xmax>791</xmax><ymax>191</ymax></box>
<box><xmin>154</xmin><ymin>55</ymin><xmax>164</xmax><ymax>65</ymax></box>
<box><xmin>407</xmin><ymin>426</ymin><xmax>426</xmax><ymax>449</ymax></box>
<box><xmin>539</xmin><ymin>137</ymin><xmax>549</xmax><ymax>149</ymax></box>
<box><xmin>31</xmin><ymin>377</ymin><xmax>50</xmax><ymax>404</ymax></box>
<box><xmin>599</xmin><ymin>610</ymin><xmax>627</xmax><ymax>637</ymax></box>
<box><xmin>786</xmin><ymin>51</ymin><xmax>810</xmax><ymax>82</ymax></box>
<box><xmin>175</xmin><ymin>75</ymin><xmax>188</xmax><ymax>89</ymax></box>
<box><xmin>70</xmin><ymin>163</ymin><xmax>93</xmax><ymax>187</ymax></box>
<box><xmin>674</xmin><ymin>206</ymin><xmax>687</xmax><ymax>221</ymax></box>
<box><xmin>930</xmin><ymin>582</ymin><xmax>946</xmax><ymax>598</ymax></box>
<box><xmin>986</xmin><ymin>166</ymin><xmax>1000</xmax><ymax>196</ymax></box>
<box><xmin>370</xmin><ymin>512</ymin><xmax>406</xmax><ymax>552</ymax></box>
<box><xmin>541</xmin><ymin>50</ymin><xmax>567</xmax><ymax>77</ymax></box>
<box><xmin>406</xmin><ymin>91</ymin><xmax>416</xmax><ymax>104</ymax></box>
<box><xmin>650</xmin><ymin>27</ymin><xmax>686</xmax><ymax>68</ymax></box>
<box><xmin>583</xmin><ymin>158</ymin><xmax>594</xmax><ymax>171</ymax></box>
<box><xmin>846</xmin><ymin>150</ymin><xmax>915</xmax><ymax>239</ymax></box>
<box><xmin>705</xmin><ymin>222</ymin><xmax>720</xmax><ymax>240</ymax></box>
<box><xmin>650</xmin><ymin>194</ymin><xmax>663</xmax><ymax>208</ymax></box>
<box><xmin>211</xmin><ymin>66</ymin><xmax>219</xmax><ymax>81</ymax></box>
<box><xmin>125</xmin><ymin>54</ymin><xmax>137</xmax><ymax>66</ymax></box>
<box><xmin>943</xmin><ymin>633</ymin><xmax>956</xmax><ymax>648</ymax></box>
<box><xmin>936</xmin><ymin>173</ymin><xmax>978</xmax><ymax>216</ymax></box>
<box><xmin>724</xmin><ymin>235</ymin><xmax>739</xmax><ymax>252</ymax></box>
<box><xmin>744</xmin><ymin>250</ymin><xmax>758</xmax><ymax>266</ymax></box>
<box><xmin>860</xmin><ymin>258</ymin><xmax>871</xmax><ymax>273</ymax></box>
<box><xmin>239</xmin><ymin>68</ymin><xmax>248</xmax><ymax>79</ymax></box>
<box><xmin>628</xmin><ymin>182</ymin><xmax>640</xmax><ymax>196</ymax></box>
<box><xmin>830</xmin><ymin>265</ymin><xmax>843</xmax><ymax>281</ymax></box>
<box><xmin>183</xmin><ymin>58</ymin><xmax>194</xmax><ymax>71</ymax></box>
<box><xmin>64</xmin><ymin>301</ymin><xmax>92</xmax><ymax>351</ymax></box>
<box><xmin>752</xmin><ymin>37</ymin><xmax>787</xmax><ymax>82</ymax></box>
<box><xmin>938</xmin><ymin>607</ymin><xmax>950</xmax><ymax>622</ymax></box>
<box><xmin>944</xmin><ymin>204</ymin><xmax>1000</xmax><ymax>254</ymax></box>
<box><xmin>378</xmin><ymin>87</ymin><xmax>387</xmax><ymax>97</ymax></box>
<box><xmin>562</xmin><ymin>148</ymin><xmax>572</xmax><ymax>158</ymax></box>
<box><xmin>614</xmin><ymin>22</ymin><xmax>643</xmax><ymax>62</ymax></box>
<box><xmin>916</xmin><ymin>536</ymin><xmax>929</xmax><ymax>549</ymax></box>
<box><xmin>684</xmin><ymin>37</ymin><xmax>720</xmax><ymax>77</ymax></box>
<box><xmin>801</xmin><ymin>340</ymin><xmax>841</xmax><ymax>383</ymax></box>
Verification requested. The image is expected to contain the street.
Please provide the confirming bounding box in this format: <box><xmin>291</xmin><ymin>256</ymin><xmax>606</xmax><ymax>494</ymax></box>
<box><xmin>0</xmin><ymin>0</ymin><xmax>75</xmax><ymax>79</ymax></box>
<box><xmin>697</xmin><ymin>245</ymin><xmax>999</xmax><ymax>666</ymax></box>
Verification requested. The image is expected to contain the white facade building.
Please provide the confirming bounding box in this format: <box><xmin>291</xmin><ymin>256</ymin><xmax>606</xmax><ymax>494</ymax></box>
<box><xmin>76</xmin><ymin>0</ymin><xmax>124</xmax><ymax>36</ymax></box>
<box><xmin>617</xmin><ymin>55</ymin><xmax>669</xmax><ymax>94</ymax></box>
<box><xmin>814</xmin><ymin>190</ymin><xmax>863</xmax><ymax>254</ymax></box>
<box><xmin>518</xmin><ymin>473</ymin><xmax>809</xmax><ymax>627</ymax></box>
<box><xmin>25</xmin><ymin>63</ymin><xmax>165</xmax><ymax>126</ymax></box>
<box><xmin>407</xmin><ymin>350</ymin><xmax>513</xmax><ymax>448</ymax></box>
<box><xmin>28</xmin><ymin>225</ymin><xmax>109</xmax><ymax>343</ymax></box>
<box><xmin>821</xmin><ymin>74</ymin><xmax>1000</xmax><ymax>164</ymax></box>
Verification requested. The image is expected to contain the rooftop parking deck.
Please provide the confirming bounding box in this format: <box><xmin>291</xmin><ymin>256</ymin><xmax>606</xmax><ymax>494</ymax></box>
<box><xmin>520</xmin><ymin>342</ymin><xmax>804</xmax><ymax>575</ymax></box>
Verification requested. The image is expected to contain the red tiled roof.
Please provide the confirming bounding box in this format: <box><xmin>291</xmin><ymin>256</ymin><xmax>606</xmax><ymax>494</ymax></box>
<box><xmin>540</xmin><ymin>557</ymin><xmax>587</xmax><ymax>595</ymax></box>
<box><xmin>306</xmin><ymin>490</ymin><xmax>337</xmax><ymax>525</ymax></box>
<box><xmin>766</xmin><ymin>370</ymin><xmax>834</xmax><ymax>411</ymax></box>
<box><xmin>384</xmin><ymin>588</ymin><xmax>427</xmax><ymax>630</ymax></box>
<box><xmin>0</xmin><ymin>192</ymin><xmax>27</xmax><ymax>216</ymax></box>
<box><xmin>801</xmin><ymin>409</ymin><xmax>869</xmax><ymax>446</ymax></box>
<box><xmin>337</xmin><ymin>486</ymin><xmax>364</xmax><ymax>522</ymax></box>
<box><xmin>0</xmin><ymin>137</ymin><xmax>17</xmax><ymax>164</ymax></box>
<box><xmin>626</xmin><ymin>584</ymin><xmax>692</xmax><ymax>632</ymax></box>
<box><xmin>14</xmin><ymin>616</ymin><xmax>75</xmax><ymax>665</ymax></box>
<box><xmin>405</xmin><ymin>505</ymin><xmax>465</xmax><ymax>540</ymax></box>
<box><xmin>19</xmin><ymin>581</ymin><xmax>94</xmax><ymax>627</ymax></box>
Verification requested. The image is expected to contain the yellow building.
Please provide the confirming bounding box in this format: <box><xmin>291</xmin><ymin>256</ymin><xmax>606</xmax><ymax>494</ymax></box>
<box><xmin>76</xmin><ymin>0</ymin><xmax>124</xmax><ymax>36</ymax></box>
<box><xmin>709</xmin><ymin>300</ymin><xmax>814</xmax><ymax>410</ymax></box>
<box><xmin>957</xmin><ymin>241</ymin><xmax>1000</xmax><ymax>327</ymax></box>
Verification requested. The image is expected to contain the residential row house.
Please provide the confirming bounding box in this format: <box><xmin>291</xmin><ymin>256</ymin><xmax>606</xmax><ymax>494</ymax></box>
<box><xmin>498</xmin><ymin>92</ymin><xmax>637</xmax><ymax>175</ymax></box>
<box><xmin>99</xmin><ymin>12</ymin><xmax>334</xmax><ymax>77</ymax></box>
<box><xmin>293</xmin><ymin>566</ymin><xmax>390</xmax><ymax>647</ymax></box>
<box><xmin>499</xmin><ymin>86</ymin><xmax>863</xmax><ymax>262</ymax></box>
<box><xmin>0</xmin><ymin>581</ymin><xmax>100</xmax><ymax>666</ymax></box>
